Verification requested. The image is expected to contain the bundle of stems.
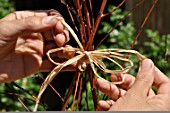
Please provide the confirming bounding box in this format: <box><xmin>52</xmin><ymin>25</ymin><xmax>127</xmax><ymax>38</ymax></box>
<box><xmin>33</xmin><ymin>0</ymin><xmax>158</xmax><ymax>111</ymax></box>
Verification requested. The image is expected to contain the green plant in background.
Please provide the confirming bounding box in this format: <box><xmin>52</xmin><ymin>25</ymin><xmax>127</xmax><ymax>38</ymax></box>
<box><xmin>0</xmin><ymin>2</ymin><xmax>169</xmax><ymax>111</ymax></box>
<box><xmin>0</xmin><ymin>75</ymin><xmax>42</xmax><ymax>111</ymax></box>
<box><xmin>0</xmin><ymin>0</ymin><xmax>15</xmax><ymax>18</ymax></box>
<box><xmin>141</xmin><ymin>29</ymin><xmax>170</xmax><ymax>77</ymax></box>
<box><xmin>0</xmin><ymin>1</ymin><xmax>42</xmax><ymax>111</ymax></box>
<box><xmin>98</xmin><ymin>5</ymin><xmax>170</xmax><ymax>77</ymax></box>
<box><xmin>98</xmin><ymin>5</ymin><xmax>139</xmax><ymax>76</ymax></box>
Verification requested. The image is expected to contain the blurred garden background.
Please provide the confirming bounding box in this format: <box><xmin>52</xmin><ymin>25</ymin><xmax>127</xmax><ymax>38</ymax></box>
<box><xmin>0</xmin><ymin>0</ymin><xmax>169</xmax><ymax>111</ymax></box>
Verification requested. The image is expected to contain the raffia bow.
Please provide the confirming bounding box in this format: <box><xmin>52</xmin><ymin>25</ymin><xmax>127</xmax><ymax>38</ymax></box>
<box><xmin>33</xmin><ymin>17</ymin><xmax>146</xmax><ymax>111</ymax></box>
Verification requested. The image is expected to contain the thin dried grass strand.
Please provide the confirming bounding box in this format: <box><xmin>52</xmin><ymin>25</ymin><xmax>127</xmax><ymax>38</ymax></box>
<box><xmin>33</xmin><ymin>17</ymin><xmax>146</xmax><ymax>111</ymax></box>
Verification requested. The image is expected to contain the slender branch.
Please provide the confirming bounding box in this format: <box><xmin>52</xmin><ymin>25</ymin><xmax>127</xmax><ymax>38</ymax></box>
<box><xmin>71</xmin><ymin>72</ymin><xmax>81</xmax><ymax>110</ymax></box>
<box><xmin>75</xmin><ymin>0</ymin><xmax>86</xmax><ymax>46</ymax></box>
<box><xmin>12</xmin><ymin>82</ymin><xmax>37</xmax><ymax>100</ymax></box>
<box><xmin>76</xmin><ymin>77</ymin><xmax>83</xmax><ymax>110</ymax></box>
<box><xmin>0</xmin><ymin>92</ymin><xmax>36</xmax><ymax>103</ymax></box>
<box><xmin>61</xmin><ymin>70</ymin><xmax>80</xmax><ymax>111</ymax></box>
<box><xmin>130</xmin><ymin>0</ymin><xmax>159</xmax><ymax>50</ymax></box>
<box><xmin>88</xmin><ymin>0</ymin><xmax>94</xmax><ymax>28</ymax></box>
<box><xmin>122</xmin><ymin>0</ymin><xmax>158</xmax><ymax>67</ymax></box>
<box><xmin>85</xmin><ymin>75</ymin><xmax>89</xmax><ymax>110</ymax></box>
<box><xmin>88</xmin><ymin>68</ymin><xmax>98</xmax><ymax>110</ymax></box>
<box><xmin>38</xmin><ymin>76</ymin><xmax>64</xmax><ymax>102</ymax></box>
<box><xmin>83</xmin><ymin>1</ymin><xmax>92</xmax><ymax>44</ymax></box>
<box><xmin>5</xmin><ymin>83</ymin><xmax>30</xmax><ymax>111</ymax></box>
<box><xmin>93</xmin><ymin>0</ymin><xmax>107</xmax><ymax>35</ymax></box>
<box><xmin>86</xmin><ymin>0</ymin><xmax>107</xmax><ymax>50</ymax></box>
<box><xmin>102</xmin><ymin>0</ymin><xmax>126</xmax><ymax>17</ymax></box>
<box><xmin>95</xmin><ymin>0</ymin><xmax>146</xmax><ymax>49</ymax></box>
<box><xmin>17</xmin><ymin>97</ymin><xmax>30</xmax><ymax>112</ymax></box>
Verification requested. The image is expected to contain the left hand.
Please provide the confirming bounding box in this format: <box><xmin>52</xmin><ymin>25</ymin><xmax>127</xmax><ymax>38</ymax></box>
<box><xmin>0</xmin><ymin>10</ymin><xmax>75</xmax><ymax>83</ymax></box>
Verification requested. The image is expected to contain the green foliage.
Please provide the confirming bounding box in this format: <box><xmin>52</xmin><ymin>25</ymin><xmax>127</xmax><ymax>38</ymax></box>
<box><xmin>0</xmin><ymin>0</ymin><xmax>14</xmax><ymax>18</ymax></box>
<box><xmin>98</xmin><ymin>5</ymin><xmax>139</xmax><ymax>76</ymax></box>
<box><xmin>0</xmin><ymin>1</ymin><xmax>42</xmax><ymax>111</ymax></box>
<box><xmin>0</xmin><ymin>2</ymin><xmax>169</xmax><ymax>111</ymax></box>
<box><xmin>141</xmin><ymin>29</ymin><xmax>170</xmax><ymax>76</ymax></box>
<box><xmin>0</xmin><ymin>74</ymin><xmax>43</xmax><ymax>111</ymax></box>
<box><xmin>98</xmin><ymin>5</ymin><xmax>170</xmax><ymax>77</ymax></box>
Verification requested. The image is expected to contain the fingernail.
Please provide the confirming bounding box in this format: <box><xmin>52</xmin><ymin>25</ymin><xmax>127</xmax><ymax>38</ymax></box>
<box><xmin>141</xmin><ymin>59</ymin><xmax>153</xmax><ymax>71</ymax></box>
<box><xmin>43</xmin><ymin>16</ymin><xmax>57</xmax><ymax>25</ymax></box>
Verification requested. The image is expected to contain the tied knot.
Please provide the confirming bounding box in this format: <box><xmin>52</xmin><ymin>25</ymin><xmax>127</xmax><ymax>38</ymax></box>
<box><xmin>33</xmin><ymin>17</ymin><xmax>147</xmax><ymax>112</ymax></box>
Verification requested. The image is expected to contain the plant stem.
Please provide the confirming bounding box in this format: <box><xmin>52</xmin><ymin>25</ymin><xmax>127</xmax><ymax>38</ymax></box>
<box><xmin>86</xmin><ymin>0</ymin><xmax>107</xmax><ymax>50</ymax></box>
<box><xmin>88</xmin><ymin>68</ymin><xmax>98</xmax><ymax>110</ymax></box>
<box><xmin>61</xmin><ymin>70</ymin><xmax>80</xmax><ymax>111</ymax></box>
<box><xmin>95</xmin><ymin>0</ymin><xmax>146</xmax><ymax>49</ymax></box>
<box><xmin>130</xmin><ymin>0</ymin><xmax>159</xmax><ymax>50</ymax></box>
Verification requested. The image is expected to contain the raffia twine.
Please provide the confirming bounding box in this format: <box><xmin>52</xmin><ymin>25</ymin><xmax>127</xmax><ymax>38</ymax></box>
<box><xmin>33</xmin><ymin>17</ymin><xmax>146</xmax><ymax>111</ymax></box>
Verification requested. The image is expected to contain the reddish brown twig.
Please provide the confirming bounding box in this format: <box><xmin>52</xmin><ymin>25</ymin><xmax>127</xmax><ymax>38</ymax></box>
<box><xmin>89</xmin><ymin>68</ymin><xmax>98</xmax><ymax>110</ymax></box>
<box><xmin>102</xmin><ymin>0</ymin><xmax>126</xmax><ymax>17</ymax></box>
<box><xmin>130</xmin><ymin>0</ymin><xmax>159</xmax><ymax>50</ymax></box>
<box><xmin>61</xmin><ymin>70</ymin><xmax>80</xmax><ymax>111</ymax></box>
<box><xmin>17</xmin><ymin>98</ymin><xmax>30</xmax><ymax>112</ymax></box>
<box><xmin>51</xmin><ymin>0</ymin><xmax>158</xmax><ymax>111</ymax></box>
<box><xmin>76</xmin><ymin>77</ymin><xmax>83</xmax><ymax>110</ymax></box>
<box><xmin>85</xmin><ymin>0</ymin><xmax>107</xmax><ymax>50</ymax></box>
<box><xmin>38</xmin><ymin>76</ymin><xmax>64</xmax><ymax>102</ymax></box>
<box><xmin>96</xmin><ymin>0</ymin><xmax>146</xmax><ymax>49</ymax></box>
<box><xmin>71</xmin><ymin>71</ymin><xmax>81</xmax><ymax>110</ymax></box>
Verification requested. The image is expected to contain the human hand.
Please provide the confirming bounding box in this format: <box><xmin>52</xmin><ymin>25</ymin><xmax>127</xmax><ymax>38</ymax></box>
<box><xmin>0</xmin><ymin>10</ymin><xmax>75</xmax><ymax>83</ymax></box>
<box><xmin>96</xmin><ymin>59</ymin><xmax>170</xmax><ymax>111</ymax></box>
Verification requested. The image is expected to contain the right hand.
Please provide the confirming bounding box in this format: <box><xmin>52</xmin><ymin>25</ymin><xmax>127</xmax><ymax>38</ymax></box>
<box><xmin>97</xmin><ymin>59</ymin><xmax>170</xmax><ymax>111</ymax></box>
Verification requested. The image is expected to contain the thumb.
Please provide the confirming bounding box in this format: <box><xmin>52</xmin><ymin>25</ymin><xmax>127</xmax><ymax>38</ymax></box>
<box><xmin>130</xmin><ymin>59</ymin><xmax>155</xmax><ymax>97</ymax></box>
<box><xmin>0</xmin><ymin>16</ymin><xmax>57</xmax><ymax>37</ymax></box>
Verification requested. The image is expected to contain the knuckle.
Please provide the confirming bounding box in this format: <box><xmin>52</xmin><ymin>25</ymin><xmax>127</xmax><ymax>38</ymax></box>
<box><xmin>22</xmin><ymin>17</ymin><xmax>41</xmax><ymax>29</ymax></box>
<box><xmin>48</xmin><ymin>9</ymin><xmax>63</xmax><ymax>18</ymax></box>
<box><xmin>136</xmin><ymin>71</ymin><xmax>153</xmax><ymax>84</ymax></box>
<box><xmin>0</xmin><ymin>21</ymin><xmax>10</xmax><ymax>36</ymax></box>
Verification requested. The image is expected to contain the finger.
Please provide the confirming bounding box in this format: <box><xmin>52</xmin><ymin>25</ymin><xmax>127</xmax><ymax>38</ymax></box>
<box><xmin>61</xmin><ymin>61</ymin><xmax>77</xmax><ymax>72</ymax></box>
<box><xmin>44</xmin><ymin>42</ymin><xmax>57</xmax><ymax>53</ymax></box>
<box><xmin>96</xmin><ymin>78</ymin><xmax>126</xmax><ymax>101</ymax></box>
<box><xmin>54</xmin><ymin>21</ymin><xmax>64</xmax><ymax>33</ymax></box>
<box><xmin>153</xmin><ymin>67</ymin><xmax>170</xmax><ymax>88</ymax></box>
<box><xmin>49</xmin><ymin>10</ymin><xmax>69</xmax><ymax>46</ymax></box>
<box><xmin>47</xmin><ymin>45</ymin><xmax>75</xmax><ymax>59</ymax></box>
<box><xmin>0</xmin><ymin>11</ymin><xmax>48</xmax><ymax>21</ymax></box>
<box><xmin>0</xmin><ymin>16</ymin><xmax>58</xmax><ymax>37</ymax></box>
<box><xmin>1</xmin><ymin>10</ymin><xmax>65</xmax><ymax>43</ymax></box>
<box><xmin>129</xmin><ymin>59</ymin><xmax>155</xmax><ymax>97</ymax></box>
<box><xmin>54</xmin><ymin>33</ymin><xmax>67</xmax><ymax>47</ymax></box>
<box><xmin>43</xmin><ymin>20</ymin><xmax>66</xmax><ymax>44</ymax></box>
<box><xmin>110</xmin><ymin>74</ymin><xmax>135</xmax><ymax>90</ymax></box>
<box><xmin>97</xmin><ymin>100</ymin><xmax>114</xmax><ymax>111</ymax></box>
<box><xmin>40</xmin><ymin>59</ymin><xmax>55</xmax><ymax>72</ymax></box>
<box><xmin>61</xmin><ymin>45</ymin><xmax>75</xmax><ymax>59</ymax></box>
<box><xmin>42</xmin><ymin>29</ymin><xmax>54</xmax><ymax>41</ymax></box>
<box><xmin>40</xmin><ymin>59</ymin><xmax>77</xmax><ymax>72</ymax></box>
<box><xmin>153</xmin><ymin>67</ymin><xmax>170</xmax><ymax>94</ymax></box>
<box><xmin>0</xmin><ymin>10</ymin><xmax>59</xmax><ymax>21</ymax></box>
<box><xmin>54</xmin><ymin>22</ymin><xmax>70</xmax><ymax>42</ymax></box>
<box><xmin>110</xmin><ymin>74</ymin><xmax>155</xmax><ymax>96</ymax></box>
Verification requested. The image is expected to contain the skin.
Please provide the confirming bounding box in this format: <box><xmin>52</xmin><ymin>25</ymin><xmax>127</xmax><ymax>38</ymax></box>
<box><xmin>0</xmin><ymin>10</ymin><xmax>75</xmax><ymax>83</ymax></box>
<box><xmin>0</xmin><ymin>10</ymin><xmax>169</xmax><ymax>111</ymax></box>
<box><xmin>96</xmin><ymin>59</ymin><xmax>170</xmax><ymax>111</ymax></box>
